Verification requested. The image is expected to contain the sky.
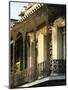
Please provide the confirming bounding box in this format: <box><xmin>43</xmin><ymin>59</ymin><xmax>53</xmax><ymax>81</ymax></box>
<box><xmin>10</xmin><ymin>1</ymin><xmax>66</xmax><ymax>20</ymax></box>
<box><xmin>10</xmin><ymin>2</ymin><xmax>28</xmax><ymax>20</ymax></box>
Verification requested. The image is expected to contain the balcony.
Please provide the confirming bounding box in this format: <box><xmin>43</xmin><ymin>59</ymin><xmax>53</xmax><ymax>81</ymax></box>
<box><xmin>10</xmin><ymin>60</ymin><xmax>65</xmax><ymax>88</ymax></box>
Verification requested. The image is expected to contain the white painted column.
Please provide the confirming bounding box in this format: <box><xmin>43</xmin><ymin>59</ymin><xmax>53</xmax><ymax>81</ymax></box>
<box><xmin>52</xmin><ymin>26</ymin><xmax>58</xmax><ymax>59</ymax></box>
<box><xmin>52</xmin><ymin>17</ymin><xmax>65</xmax><ymax>60</ymax></box>
<box><xmin>37</xmin><ymin>32</ymin><xmax>48</xmax><ymax>78</ymax></box>
<box><xmin>38</xmin><ymin>33</ymin><xmax>48</xmax><ymax>63</ymax></box>
<box><xmin>51</xmin><ymin>25</ymin><xmax>63</xmax><ymax>75</ymax></box>
<box><xmin>38</xmin><ymin>33</ymin><xmax>44</xmax><ymax>64</ymax></box>
<box><xmin>52</xmin><ymin>26</ymin><xmax>62</xmax><ymax>59</ymax></box>
<box><xmin>29</xmin><ymin>33</ymin><xmax>35</xmax><ymax>68</ymax></box>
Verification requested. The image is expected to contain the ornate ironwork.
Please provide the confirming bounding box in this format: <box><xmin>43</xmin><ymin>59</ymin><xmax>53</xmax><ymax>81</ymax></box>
<box><xmin>50</xmin><ymin>59</ymin><xmax>66</xmax><ymax>74</ymax></box>
<box><xmin>48</xmin><ymin>26</ymin><xmax>52</xmax><ymax>61</ymax></box>
<box><xmin>11</xmin><ymin>61</ymin><xmax>50</xmax><ymax>87</ymax></box>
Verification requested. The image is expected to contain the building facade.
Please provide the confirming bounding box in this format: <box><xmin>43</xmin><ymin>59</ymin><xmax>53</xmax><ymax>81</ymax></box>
<box><xmin>10</xmin><ymin>19</ymin><xmax>18</xmax><ymax>30</ymax></box>
<box><xmin>10</xmin><ymin>3</ymin><xmax>66</xmax><ymax>88</ymax></box>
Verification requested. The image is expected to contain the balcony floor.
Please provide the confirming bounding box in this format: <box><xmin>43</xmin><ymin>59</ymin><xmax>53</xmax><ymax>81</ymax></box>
<box><xmin>17</xmin><ymin>75</ymin><xmax>66</xmax><ymax>88</ymax></box>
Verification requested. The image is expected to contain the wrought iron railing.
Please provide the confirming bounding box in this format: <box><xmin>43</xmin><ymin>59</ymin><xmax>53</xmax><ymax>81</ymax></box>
<box><xmin>11</xmin><ymin>60</ymin><xmax>50</xmax><ymax>87</ymax></box>
<box><xmin>11</xmin><ymin>60</ymin><xmax>65</xmax><ymax>88</ymax></box>
<box><xmin>50</xmin><ymin>59</ymin><xmax>66</xmax><ymax>74</ymax></box>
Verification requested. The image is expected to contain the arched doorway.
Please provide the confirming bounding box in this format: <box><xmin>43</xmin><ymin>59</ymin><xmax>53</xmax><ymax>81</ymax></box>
<box><xmin>15</xmin><ymin>32</ymin><xmax>23</xmax><ymax>71</ymax></box>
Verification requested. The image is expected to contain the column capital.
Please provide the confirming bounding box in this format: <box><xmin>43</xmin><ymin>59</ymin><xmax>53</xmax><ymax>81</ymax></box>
<box><xmin>53</xmin><ymin>17</ymin><xmax>65</xmax><ymax>28</ymax></box>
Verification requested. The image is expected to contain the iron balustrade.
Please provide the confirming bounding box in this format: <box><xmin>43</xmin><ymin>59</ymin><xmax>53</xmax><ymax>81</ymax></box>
<box><xmin>11</xmin><ymin>59</ymin><xmax>65</xmax><ymax>87</ymax></box>
<box><xmin>11</xmin><ymin>60</ymin><xmax>50</xmax><ymax>87</ymax></box>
